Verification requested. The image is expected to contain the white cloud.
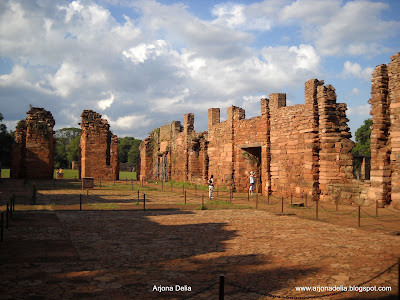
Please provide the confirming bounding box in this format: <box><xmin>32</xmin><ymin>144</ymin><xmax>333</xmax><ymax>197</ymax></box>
<box><xmin>105</xmin><ymin>114</ymin><xmax>152</xmax><ymax>130</ymax></box>
<box><xmin>343</xmin><ymin>61</ymin><xmax>373</xmax><ymax>81</ymax></box>
<box><xmin>123</xmin><ymin>40</ymin><xmax>168</xmax><ymax>64</ymax></box>
<box><xmin>98</xmin><ymin>91</ymin><xmax>115</xmax><ymax>110</ymax></box>
<box><xmin>351</xmin><ymin>87</ymin><xmax>359</xmax><ymax>95</ymax></box>
<box><xmin>347</xmin><ymin>104</ymin><xmax>370</xmax><ymax>116</ymax></box>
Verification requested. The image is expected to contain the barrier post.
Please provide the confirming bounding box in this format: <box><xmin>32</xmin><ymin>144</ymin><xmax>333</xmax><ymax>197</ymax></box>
<box><xmin>9</xmin><ymin>198</ymin><xmax>12</xmax><ymax>218</ymax></box>
<box><xmin>219</xmin><ymin>274</ymin><xmax>224</xmax><ymax>300</ymax></box>
<box><xmin>6</xmin><ymin>203</ymin><xmax>9</xmax><ymax>228</ymax></box>
<box><xmin>230</xmin><ymin>189</ymin><xmax>232</xmax><ymax>203</ymax></box>
<box><xmin>291</xmin><ymin>193</ymin><xmax>293</xmax><ymax>206</ymax></box>
<box><xmin>183</xmin><ymin>185</ymin><xmax>184</xmax><ymax>195</ymax></box>
<box><xmin>316</xmin><ymin>199</ymin><xmax>319</xmax><ymax>220</ymax></box>
<box><xmin>131</xmin><ymin>179</ymin><xmax>133</xmax><ymax>191</ymax></box>
<box><xmin>141</xmin><ymin>179</ymin><xmax>143</xmax><ymax>187</ymax></box>
<box><xmin>256</xmin><ymin>193</ymin><xmax>258</xmax><ymax>209</ymax></box>
<box><xmin>185</xmin><ymin>191</ymin><xmax>187</xmax><ymax>204</ymax></box>
<box><xmin>80</xmin><ymin>194</ymin><xmax>82</xmax><ymax>211</ymax></box>
<box><xmin>143</xmin><ymin>194</ymin><xmax>146</xmax><ymax>211</ymax></box>
<box><xmin>13</xmin><ymin>194</ymin><xmax>16</xmax><ymax>212</ymax></box>
<box><xmin>202</xmin><ymin>194</ymin><xmax>204</xmax><ymax>209</ymax></box>
<box><xmin>267</xmin><ymin>192</ymin><xmax>270</xmax><ymax>204</ymax></box>
<box><xmin>1</xmin><ymin>212</ymin><xmax>3</xmax><ymax>242</ymax></box>
<box><xmin>171</xmin><ymin>182</ymin><xmax>173</xmax><ymax>192</ymax></box>
<box><xmin>376</xmin><ymin>200</ymin><xmax>379</xmax><ymax>217</ymax></box>
<box><xmin>162</xmin><ymin>181</ymin><xmax>163</xmax><ymax>190</ymax></box>
<box><xmin>137</xmin><ymin>190</ymin><xmax>140</xmax><ymax>204</ymax></box>
<box><xmin>281</xmin><ymin>196</ymin><xmax>284</xmax><ymax>213</ymax></box>
<box><xmin>195</xmin><ymin>185</ymin><xmax>197</xmax><ymax>196</ymax></box>
<box><xmin>247</xmin><ymin>190</ymin><xmax>249</xmax><ymax>202</ymax></box>
<box><xmin>305</xmin><ymin>193</ymin><xmax>307</xmax><ymax>207</ymax></box>
<box><xmin>100</xmin><ymin>180</ymin><xmax>102</xmax><ymax>189</ymax></box>
<box><xmin>358</xmin><ymin>205</ymin><xmax>361</xmax><ymax>227</ymax></box>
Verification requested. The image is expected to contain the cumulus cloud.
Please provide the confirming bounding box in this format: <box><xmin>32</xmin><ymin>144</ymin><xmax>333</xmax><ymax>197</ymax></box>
<box><xmin>98</xmin><ymin>91</ymin><xmax>115</xmax><ymax>110</ymax></box>
<box><xmin>343</xmin><ymin>61</ymin><xmax>373</xmax><ymax>81</ymax></box>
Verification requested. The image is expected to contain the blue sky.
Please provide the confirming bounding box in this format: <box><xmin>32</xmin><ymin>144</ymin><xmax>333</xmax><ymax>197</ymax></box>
<box><xmin>1</xmin><ymin>0</ymin><xmax>399</xmax><ymax>139</ymax></box>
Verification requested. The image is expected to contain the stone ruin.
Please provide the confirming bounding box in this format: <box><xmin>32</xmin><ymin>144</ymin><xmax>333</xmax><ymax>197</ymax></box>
<box><xmin>79</xmin><ymin>110</ymin><xmax>119</xmax><ymax>181</ymax></box>
<box><xmin>139</xmin><ymin>52</ymin><xmax>400</xmax><ymax>208</ymax></box>
<box><xmin>11</xmin><ymin>107</ymin><xmax>55</xmax><ymax>179</ymax></box>
<box><xmin>10</xmin><ymin>108</ymin><xmax>119</xmax><ymax>181</ymax></box>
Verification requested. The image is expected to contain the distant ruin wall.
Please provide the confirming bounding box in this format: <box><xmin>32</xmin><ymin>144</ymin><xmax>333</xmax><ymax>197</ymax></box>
<box><xmin>11</xmin><ymin>107</ymin><xmax>55</xmax><ymax>179</ymax></box>
<box><xmin>79</xmin><ymin>110</ymin><xmax>119</xmax><ymax>181</ymax></box>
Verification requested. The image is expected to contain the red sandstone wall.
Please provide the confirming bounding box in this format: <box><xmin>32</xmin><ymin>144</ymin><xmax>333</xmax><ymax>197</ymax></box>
<box><xmin>207</xmin><ymin>108</ymin><xmax>234</xmax><ymax>188</ymax></box>
<box><xmin>11</xmin><ymin>108</ymin><xmax>55</xmax><ymax>179</ymax></box>
<box><xmin>269</xmin><ymin>96</ymin><xmax>318</xmax><ymax>198</ymax></box>
<box><xmin>388</xmin><ymin>53</ymin><xmax>400</xmax><ymax>208</ymax></box>
<box><xmin>79</xmin><ymin>110</ymin><xmax>119</xmax><ymax>181</ymax></box>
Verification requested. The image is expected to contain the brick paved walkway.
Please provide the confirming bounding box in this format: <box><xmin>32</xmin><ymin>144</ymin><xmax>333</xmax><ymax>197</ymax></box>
<box><xmin>0</xmin><ymin>209</ymin><xmax>399</xmax><ymax>299</ymax></box>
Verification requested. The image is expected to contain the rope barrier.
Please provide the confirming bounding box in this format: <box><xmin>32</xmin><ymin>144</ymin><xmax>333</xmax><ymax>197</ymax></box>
<box><xmin>182</xmin><ymin>282</ymin><xmax>217</xmax><ymax>299</ymax></box>
<box><xmin>318</xmin><ymin>203</ymin><xmax>359</xmax><ymax>216</ymax></box>
<box><xmin>226</xmin><ymin>261</ymin><xmax>398</xmax><ymax>299</ymax></box>
<box><xmin>384</xmin><ymin>207</ymin><xmax>400</xmax><ymax>214</ymax></box>
<box><xmin>361</xmin><ymin>208</ymin><xmax>400</xmax><ymax>223</ymax></box>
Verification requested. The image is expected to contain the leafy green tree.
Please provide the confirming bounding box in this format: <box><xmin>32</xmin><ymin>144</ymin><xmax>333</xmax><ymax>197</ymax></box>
<box><xmin>55</xmin><ymin>128</ymin><xmax>81</xmax><ymax>168</ymax></box>
<box><xmin>0</xmin><ymin>113</ymin><xmax>14</xmax><ymax>168</ymax></box>
<box><xmin>118</xmin><ymin>137</ymin><xmax>142</xmax><ymax>165</ymax></box>
<box><xmin>351</xmin><ymin>119</ymin><xmax>372</xmax><ymax>157</ymax></box>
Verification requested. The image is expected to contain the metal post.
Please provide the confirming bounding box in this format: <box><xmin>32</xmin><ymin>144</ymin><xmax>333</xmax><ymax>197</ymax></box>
<box><xmin>281</xmin><ymin>196</ymin><xmax>284</xmax><ymax>213</ymax></box>
<box><xmin>183</xmin><ymin>184</ymin><xmax>184</xmax><ymax>195</ymax></box>
<box><xmin>376</xmin><ymin>200</ymin><xmax>379</xmax><ymax>217</ymax></box>
<box><xmin>162</xmin><ymin>181</ymin><xmax>163</xmax><ymax>190</ymax></box>
<box><xmin>86</xmin><ymin>190</ymin><xmax>88</xmax><ymax>196</ymax></box>
<box><xmin>131</xmin><ymin>179</ymin><xmax>133</xmax><ymax>190</ymax></box>
<box><xmin>230</xmin><ymin>189</ymin><xmax>232</xmax><ymax>203</ymax></box>
<box><xmin>358</xmin><ymin>205</ymin><xmax>361</xmax><ymax>227</ymax></box>
<box><xmin>1</xmin><ymin>212</ymin><xmax>3</xmax><ymax>242</ymax></box>
<box><xmin>219</xmin><ymin>274</ymin><xmax>224</xmax><ymax>300</ymax></box>
<box><xmin>195</xmin><ymin>185</ymin><xmax>197</xmax><ymax>196</ymax></box>
<box><xmin>171</xmin><ymin>182</ymin><xmax>173</xmax><ymax>192</ymax></box>
<box><xmin>316</xmin><ymin>199</ymin><xmax>319</xmax><ymax>220</ymax></box>
<box><xmin>143</xmin><ymin>194</ymin><xmax>146</xmax><ymax>211</ymax></box>
<box><xmin>6</xmin><ymin>203</ymin><xmax>9</xmax><ymax>229</ymax></box>
<box><xmin>9</xmin><ymin>198</ymin><xmax>12</xmax><ymax>218</ymax></box>
<box><xmin>33</xmin><ymin>185</ymin><xmax>36</xmax><ymax>205</ymax></box>
<box><xmin>267</xmin><ymin>192</ymin><xmax>270</xmax><ymax>204</ymax></box>
<box><xmin>137</xmin><ymin>190</ymin><xmax>140</xmax><ymax>204</ymax></box>
<box><xmin>256</xmin><ymin>193</ymin><xmax>258</xmax><ymax>209</ymax></box>
<box><xmin>202</xmin><ymin>194</ymin><xmax>205</xmax><ymax>210</ymax></box>
<box><xmin>248</xmin><ymin>191</ymin><xmax>249</xmax><ymax>202</ymax></box>
<box><xmin>13</xmin><ymin>194</ymin><xmax>16</xmax><ymax>212</ymax></box>
<box><xmin>80</xmin><ymin>194</ymin><xmax>82</xmax><ymax>211</ymax></box>
<box><xmin>185</xmin><ymin>191</ymin><xmax>187</xmax><ymax>204</ymax></box>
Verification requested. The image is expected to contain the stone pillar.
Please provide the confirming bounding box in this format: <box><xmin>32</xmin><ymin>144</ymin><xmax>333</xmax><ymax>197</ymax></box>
<box><xmin>184</xmin><ymin>113</ymin><xmax>194</xmax><ymax>135</ymax></box>
<box><xmin>368</xmin><ymin>64</ymin><xmax>391</xmax><ymax>206</ymax></box>
<box><xmin>388</xmin><ymin>52</ymin><xmax>400</xmax><ymax>208</ymax></box>
<box><xmin>208</xmin><ymin>108</ymin><xmax>220</xmax><ymax>131</ymax></box>
<box><xmin>269</xmin><ymin>93</ymin><xmax>286</xmax><ymax>110</ymax></box>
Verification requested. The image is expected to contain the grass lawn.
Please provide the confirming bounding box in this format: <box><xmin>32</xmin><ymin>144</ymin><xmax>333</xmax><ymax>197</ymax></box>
<box><xmin>1</xmin><ymin>169</ymin><xmax>137</xmax><ymax>180</ymax></box>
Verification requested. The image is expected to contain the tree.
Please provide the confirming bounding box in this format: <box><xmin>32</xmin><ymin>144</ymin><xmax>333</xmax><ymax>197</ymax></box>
<box><xmin>351</xmin><ymin>119</ymin><xmax>372</xmax><ymax>157</ymax></box>
<box><xmin>54</xmin><ymin>128</ymin><xmax>81</xmax><ymax>168</ymax></box>
<box><xmin>0</xmin><ymin>112</ymin><xmax>14</xmax><ymax>168</ymax></box>
<box><xmin>118</xmin><ymin>137</ymin><xmax>142</xmax><ymax>166</ymax></box>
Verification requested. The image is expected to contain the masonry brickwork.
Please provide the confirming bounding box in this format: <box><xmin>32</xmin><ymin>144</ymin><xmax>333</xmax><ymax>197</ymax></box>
<box><xmin>79</xmin><ymin>110</ymin><xmax>119</xmax><ymax>181</ymax></box>
<box><xmin>11</xmin><ymin>107</ymin><xmax>55</xmax><ymax>179</ymax></box>
<box><xmin>139</xmin><ymin>52</ymin><xmax>400</xmax><ymax>206</ymax></box>
<box><xmin>369</xmin><ymin>52</ymin><xmax>400</xmax><ymax>208</ymax></box>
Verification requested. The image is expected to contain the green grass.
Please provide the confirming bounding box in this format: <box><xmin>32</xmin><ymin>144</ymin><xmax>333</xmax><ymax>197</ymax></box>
<box><xmin>1</xmin><ymin>168</ymin><xmax>10</xmax><ymax>178</ymax></box>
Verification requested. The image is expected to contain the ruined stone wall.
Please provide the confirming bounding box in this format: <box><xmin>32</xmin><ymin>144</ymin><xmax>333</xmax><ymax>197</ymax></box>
<box><xmin>207</xmin><ymin>108</ymin><xmax>234</xmax><ymax>188</ymax></box>
<box><xmin>139</xmin><ymin>114</ymin><xmax>208</xmax><ymax>184</ymax></box>
<box><xmin>369</xmin><ymin>52</ymin><xmax>400</xmax><ymax>208</ymax></box>
<box><xmin>317</xmin><ymin>84</ymin><xmax>354</xmax><ymax>201</ymax></box>
<box><xmin>79</xmin><ymin>110</ymin><xmax>119</xmax><ymax>181</ymax></box>
<box><xmin>11</xmin><ymin>107</ymin><xmax>55</xmax><ymax>179</ymax></box>
<box><xmin>388</xmin><ymin>53</ymin><xmax>400</xmax><ymax>209</ymax></box>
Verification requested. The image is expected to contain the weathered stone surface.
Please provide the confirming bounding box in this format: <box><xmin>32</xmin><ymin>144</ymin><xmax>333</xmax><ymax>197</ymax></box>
<box><xmin>79</xmin><ymin>110</ymin><xmax>119</xmax><ymax>181</ymax></box>
<box><xmin>11</xmin><ymin>107</ymin><xmax>55</xmax><ymax>179</ymax></box>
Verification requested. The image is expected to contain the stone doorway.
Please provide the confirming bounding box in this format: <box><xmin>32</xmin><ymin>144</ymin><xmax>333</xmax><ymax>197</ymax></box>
<box><xmin>241</xmin><ymin>146</ymin><xmax>262</xmax><ymax>193</ymax></box>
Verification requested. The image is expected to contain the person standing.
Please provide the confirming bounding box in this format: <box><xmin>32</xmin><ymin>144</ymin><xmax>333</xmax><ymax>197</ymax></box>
<box><xmin>249</xmin><ymin>171</ymin><xmax>255</xmax><ymax>195</ymax></box>
<box><xmin>208</xmin><ymin>175</ymin><xmax>214</xmax><ymax>199</ymax></box>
